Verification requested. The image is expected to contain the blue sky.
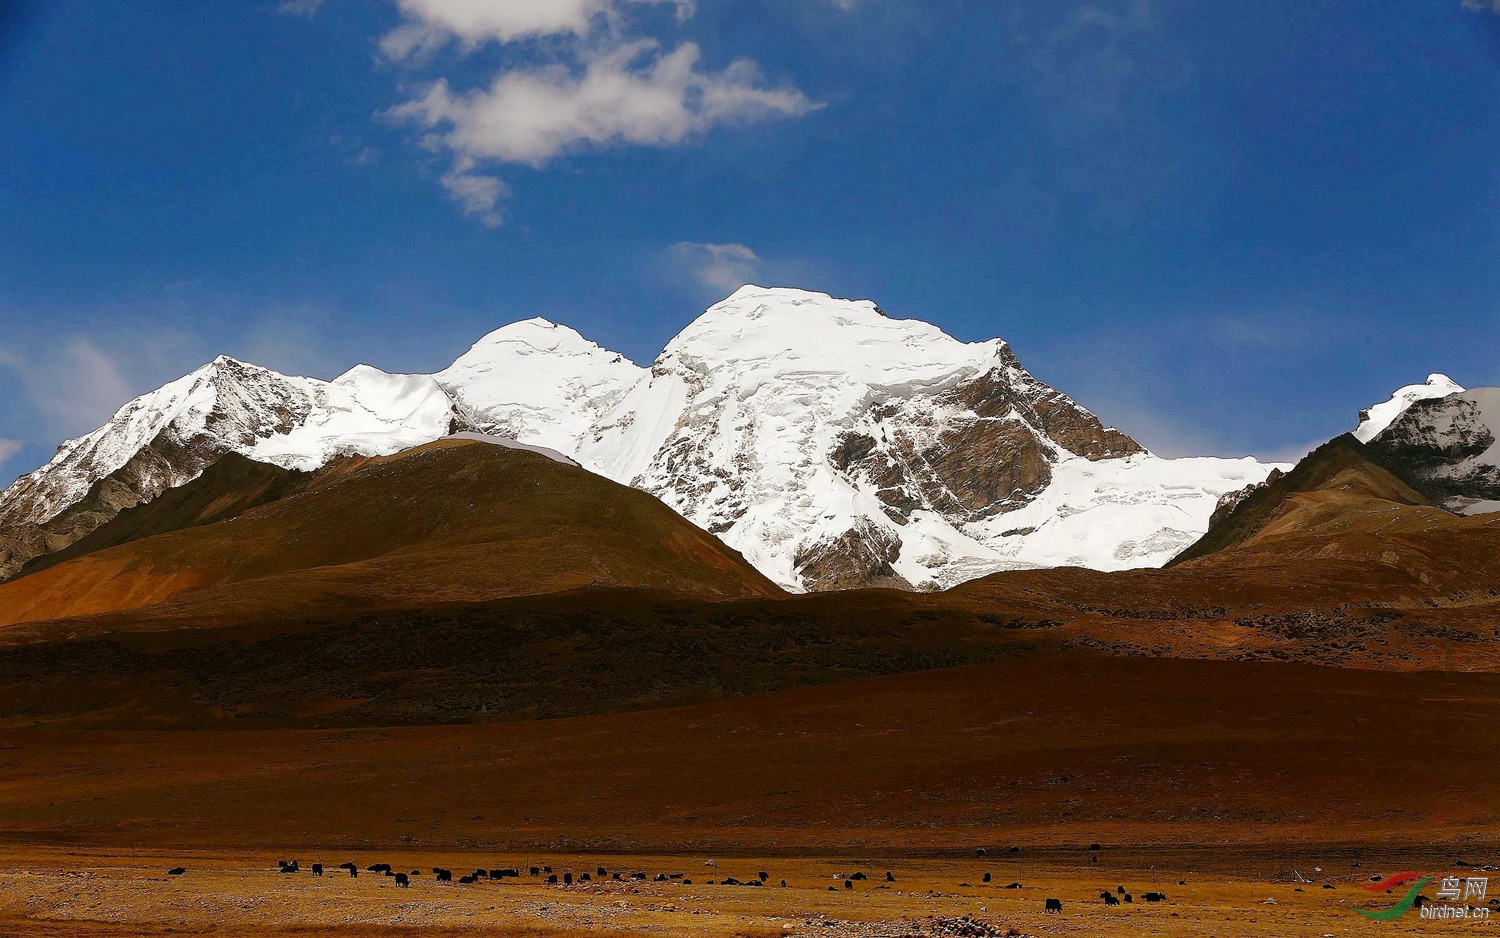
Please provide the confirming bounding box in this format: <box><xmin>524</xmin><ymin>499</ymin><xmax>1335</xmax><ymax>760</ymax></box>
<box><xmin>2</xmin><ymin>0</ymin><xmax>1498</xmax><ymax>482</ymax></box>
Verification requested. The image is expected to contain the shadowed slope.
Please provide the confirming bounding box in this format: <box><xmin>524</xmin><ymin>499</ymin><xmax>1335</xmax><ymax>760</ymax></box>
<box><xmin>14</xmin><ymin>453</ymin><xmax>318</xmax><ymax>580</ymax></box>
<box><xmin>0</xmin><ymin>439</ymin><xmax>781</xmax><ymax>627</ymax></box>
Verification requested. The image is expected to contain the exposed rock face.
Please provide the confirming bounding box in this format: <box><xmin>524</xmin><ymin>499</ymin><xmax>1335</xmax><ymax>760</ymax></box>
<box><xmin>1366</xmin><ymin>389</ymin><xmax>1500</xmax><ymax>512</ymax></box>
<box><xmin>1353</xmin><ymin>373</ymin><xmax>1465</xmax><ymax>443</ymax></box>
<box><xmin>0</xmin><ymin>432</ymin><xmax>228</xmax><ymax>582</ymax></box>
<box><xmin>793</xmin><ymin>521</ymin><xmax>910</xmax><ymax>591</ymax></box>
<box><xmin>832</xmin><ymin>355</ymin><xmax>1145</xmax><ymax>530</ymax></box>
<box><xmin>1207</xmin><ymin>468</ymin><xmax>1286</xmax><ymax>529</ymax></box>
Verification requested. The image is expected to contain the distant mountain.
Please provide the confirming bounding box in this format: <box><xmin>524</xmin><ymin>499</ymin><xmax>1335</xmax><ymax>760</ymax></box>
<box><xmin>1366</xmin><ymin>388</ymin><xmax>1500</xmax><ymax>515</ymax></box>
<box><xmin>0</xmin><ymin>357</ymin><xmax>460</xmax><ymax>580</ymax></box>
<box><xmin>1170</xmin><ymin>372</ymin><xmax>1500</xmax><ymax>567</ymax></box>
<box><xmin>1167</xmin><ymin>433</ymin><xmax>1434</xmax><ymax>566</ymax></box>
<box><xmin>1353</xmin><ymin>373</ymin><xmax>1465</xmax><ymax>443</ymax></box>
<box><xmin>0</xmin><ymin>286</ymin><xmax>1284</xmax><ymax>591</ymax></box>
<box><xmin>0</xmin><ymin>437</ymin><xmax>780</xmax><ymax>630</ymax></box>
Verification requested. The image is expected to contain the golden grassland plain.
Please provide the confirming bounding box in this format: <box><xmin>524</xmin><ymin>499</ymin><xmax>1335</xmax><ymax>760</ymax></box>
<box><xmin>0</xmin><ymin>846</ymin><xmax>1491</xmax><ymax>937</ymax></box>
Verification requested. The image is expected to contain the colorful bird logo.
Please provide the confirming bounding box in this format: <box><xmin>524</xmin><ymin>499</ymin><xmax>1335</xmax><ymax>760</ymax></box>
<box><xmin>1352</xmin><ymin>874</ymin><xmax>1433</xmax><ymax>921</ymax></box>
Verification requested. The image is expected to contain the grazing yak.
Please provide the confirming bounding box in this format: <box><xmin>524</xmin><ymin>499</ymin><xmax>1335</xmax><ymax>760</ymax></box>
<box><xmin>982</xmin><ymin>873</ymin><xmax>991</xmax><ymax>883</ymax></box>
<box><xmin>1143</xmin><ymin>891</ymin><xmax>1166</xmax><ymax>902</ymax></box>
<box><xmin>1101</xmin><ymin>892</ymin><xmax>1119</xmax><ymax>905</ymax></box>
<box><xmin>435</xmin><ymin>868</ymin><xmax>453</xmax><ymax>882</ymax></box>
<box><xmin>1045</xmin><ymin>898</ymin><xmax>1063</xmax><ymax>913</ymax></box>
<box><xmin>394</xmin><ymin>873</ymin><xmax>409</xmax><ymax>887</ymax></box>
<box><xmin>311</xmin><ymin>863</ymin><xmax>322</xmax><ymax>877</ymax></box>
<box><xmin>167</xmin><ymin>867</ymin><xmax>186</xmax><ymax>876</ymax></box>
<box><xmin>278</xmin><ymin>860</ymin><xmax>299</xmax><ymax>874</ymax></box>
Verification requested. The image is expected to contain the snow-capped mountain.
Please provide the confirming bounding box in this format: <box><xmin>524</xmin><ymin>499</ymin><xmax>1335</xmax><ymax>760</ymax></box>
<box><xmin>0</xmin><ymin>356</ymin><xmax>459</xmax><ymax>579</ymax></box>
<box><xmin>1354</xmin><ymin>373</ymin><xmax>1465</xmax><ymax>443</ymax></box>
<box><xmin>0</xmin><ymin>286</ymin><xmax>1286</xmax><ymax>590</ymax></box>
<box><xmin>438</xmin><ymin>287</ymin><xmax>1281</xmax><ymax>589</ymax></box>
<box><xmin>1362</xmin><ymin>380</ymin><xmax>1500</xmax><ymax>515</ymax></box>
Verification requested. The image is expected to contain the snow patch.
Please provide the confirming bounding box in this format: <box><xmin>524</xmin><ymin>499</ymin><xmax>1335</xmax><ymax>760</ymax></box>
<box><xmin>444</xmin><ymin>432</ymin><xmax>579</xmax><ymax>466</ymax></box>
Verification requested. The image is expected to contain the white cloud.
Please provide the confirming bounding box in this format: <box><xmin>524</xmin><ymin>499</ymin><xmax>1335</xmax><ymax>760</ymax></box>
<box><xmin>1463</xmin><ymin>0</ymin><xmax>1500</xmax><ymax>12</ymax></box>
<box><xmin>0</xmin><ymin>337</ymin><xmax>135</xmax><ymax>439</ymax></box>
<box><xmin>390</xmin><ymin>40</ymin><xmax>816</xmax><ymax>168</ymax></box>
<box><xmin>0</xmin><ymin>439</ymin><xmax>20</xmax><ymax>465</ymax></box>
<box><xmin>277</xmin><ymin>0</ymin><xmax>326</xmax><ymax>17</ymax></box>
<box><xmin>439</xmin><ymin>159</ymin><xmax>509</xmax><ymax>226</ymax></box>
<box><xmin>381</xmin><ymin>0</ymin><xmax>694</xmax><ymax>59</ymax></box>
<box><xmin>378</xmin><ymin>0</ymin><xmax>818</xmax><ymax>224</ymax></box>
<box><xmin>665</xmin><ymin>241</ymin><xmax>764</xmax><ymax>294</ymax></box>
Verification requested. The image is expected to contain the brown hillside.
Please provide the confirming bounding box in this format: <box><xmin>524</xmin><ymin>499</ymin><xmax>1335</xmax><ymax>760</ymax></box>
<box><xmin>1167</xmin><ymin>433</ymin><xmax>1434</xmax><ymax>566</ymax></box>
<box><xmin>13</xmin><ymin>452</ymin><xmax>318</xmax><ymax>580</ymax></box>
<box><xmin>0</xmin><ymin>439</ymin><xmax>780</xmax><ymax>627</ymax></box>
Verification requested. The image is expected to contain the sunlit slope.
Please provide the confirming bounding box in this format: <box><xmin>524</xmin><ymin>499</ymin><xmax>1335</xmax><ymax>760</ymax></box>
<box><xmin>0</xmin><ymin>438</ymin><xmax>780</xmax><ymax>627</ymax></box>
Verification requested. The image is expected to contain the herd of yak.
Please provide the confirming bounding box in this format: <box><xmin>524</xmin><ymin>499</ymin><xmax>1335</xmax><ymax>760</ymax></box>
<box><xmin>159</xmin><ymin>857</ymin><xmax>1169</xmax><ymax>913</ymax></box>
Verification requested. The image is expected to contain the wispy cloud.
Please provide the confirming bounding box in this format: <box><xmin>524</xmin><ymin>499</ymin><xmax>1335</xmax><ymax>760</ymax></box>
<box><xmin>1463</xmin><ymin>0</ymin><xmax>1500</xmax><ymax>13</ymax></box>
<box><xmin>0</xmin><ymin>439</ymin><xmax>20</xmax><ymax>466</ymax></box>
<box><xmin>276</xmin><ymin>0</ymin><xmax>326</xmax><ymax>17</ymax></box>
<box><xmin>439</xmin><ymin>157</ymin><xmax>509</xmax><ymax>227</ymax></box>
<box><xmin>0</xmin><ymin>338</ymin><xmax>135</xmax><ymax>440</ymax></box>
<box><xmin>379</xmin><ymin>0</ymin><xmax>818</xmax><ymax>226</ymax></box>
<box><xmin>664</xmin><ymin>241</ymin><xmax>764</xmax><ymax>294</ymax></box>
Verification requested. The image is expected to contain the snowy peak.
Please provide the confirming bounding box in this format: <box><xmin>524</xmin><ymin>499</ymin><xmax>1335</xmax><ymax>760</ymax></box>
<box><xmin>1354</xmin><ymin>373</ymin><xmax>1464</xmax><ymax>443</ymax></box>
<box><xmin>663</xmin><ymin>286</ymin><xmax>1006</xmax><ymax>392</ymax></box>
<box><xmin>436</xmin><ymin>317</ymin><xmax>646</xmax><ymax>456</ymax></box>
<box><xmin>1366</xmin><ymin>384</ymin><xmax>1500</xmax><ymax>515</ymax></box>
